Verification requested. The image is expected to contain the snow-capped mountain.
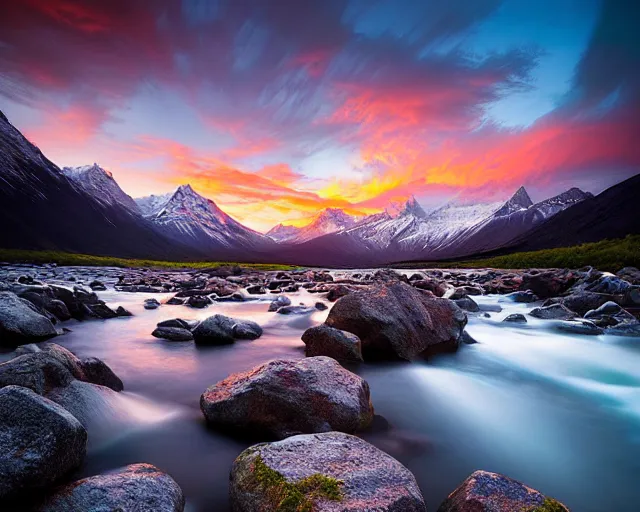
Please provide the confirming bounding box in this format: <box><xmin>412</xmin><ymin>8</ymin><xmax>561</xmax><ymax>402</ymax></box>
<box><xmin>273</xmin><ymin>186</ymin><xmax>593</xmax><ymax>266</ymax></box>
<box><xmin>266</xmin><ymin>208</ymin><xmax>360</xmax><ymax>244</ymax></box>
<box><xmin>0</xmin><ymin>110</ymin><xmax>197</xmax><ymax>259</ymax></box>
<box><xmin>62</xmin><ymin>163</ymin><xmax>139</xmax><ymax>212</ymax></box>
<box><xmin>136</xmin><ymin>184</ymin><xmax>273</xmax><ymax>251</ymax></box>
<box><xmin>266</xmin><ymin>223</ymin><xmax>302</xmax><ymax>243</ymax></box>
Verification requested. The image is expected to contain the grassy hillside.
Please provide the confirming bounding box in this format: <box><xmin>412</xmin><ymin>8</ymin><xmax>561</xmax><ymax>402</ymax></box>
<box><xmin>0</xmin><ymin>249</ymin><xmax>297</xmax><ymax>271</ymax></box>
<box><xmin>397</xmin><ymin>235</ymin><xmax>640</xmax><ymax>273</ymax></box>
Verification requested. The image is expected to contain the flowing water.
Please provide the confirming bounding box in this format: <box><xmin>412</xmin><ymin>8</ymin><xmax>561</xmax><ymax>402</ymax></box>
<box><xmin>3</xmin><ymin>283</ymin><xmax>640</xmax><ymax>511</ymax></box>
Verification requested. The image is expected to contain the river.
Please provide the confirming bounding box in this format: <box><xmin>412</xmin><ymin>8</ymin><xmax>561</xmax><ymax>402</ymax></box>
<box><xmin>2</xmin><ymin>277</ymin><xmax>639</xmax><ymax>511</ymax></box>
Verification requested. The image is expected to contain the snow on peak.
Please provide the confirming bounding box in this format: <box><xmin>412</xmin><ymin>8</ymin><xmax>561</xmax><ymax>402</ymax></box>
<box><xmin>62</xmin><ymin>163</ymin><xmax>138</xmax><ymax>211</ymax></box>
<box><xmin>136</xmin><ymin>184</ymin><xmax>269</xmax><ymax>249</ymax></box>
<box><xmin>401</xmin><ymin>196</ymin><xmax>427</xmax><ymax>218</ymax></box>
<box><xmin>266</xmin><ymin>223</ymin><xmax>301</xmax><ymax>242</ymax></box>
<box><xmin>494</xmin><ymin>186</ymin><xmax>533</xmax><ymax>216</ymax></box>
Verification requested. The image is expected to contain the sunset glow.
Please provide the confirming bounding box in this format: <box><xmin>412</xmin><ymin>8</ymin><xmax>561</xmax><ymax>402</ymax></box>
<box><xmin>1</xmin><ymin>0</ymin><xmax>638</xmax><ymax>232</ymax></box>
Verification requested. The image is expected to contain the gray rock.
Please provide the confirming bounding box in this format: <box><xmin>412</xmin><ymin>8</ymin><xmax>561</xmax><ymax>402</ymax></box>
<box><xmin>192</xmin><ymin>314</ymin><xmax>235</xmax><ymax>345</ymax></box>
<box><xmin>460</xmin><ymin>331</ymin><xmax>478</xmax><ymax>345</ymax></box>
<box><xmin>0</xmin><ymin>291</ymin><xmax>57</xmax><ymax>346</ymax></box>
<box><xmin>232</xmin><ymin>320</ymin><xmax>263</xmax><ymax>340</ymax></box>
<box><xmin>39</xmin><ymin>463</ymin><xmax>185</xmax><ymax>512</ymax></box>
<box><xmin>606</xmin><ymin>323</ymin><xmax>640</xmax><ymax>337</ymax></box>
<box><xmin>143</xmin><ymin>298</ymin><xmax>160</xmax><ymax>310</ymax></box>
<box><xmin>230</xmin><ymin>432</ymin><xmax>426</xmax><ymax>512</ymax></box>
<box><xmin>504</xmin><ymin>290</ymin><xmax>539</xmax><ymax>303</ymax></box>
<box><xmin>561</xmin><ymin>292</ymin><xmax>613</xmax><ymax>316</ymax></box>
<box><xmin>315</xmin><ymin>301</ymin><xmax>328</xmax><ymax>311</ymax></box>
<box><xmin>302</xmin><ymin>325</ymin><xmax>363</xmax><ymax>363</ymax></box>
<box><xmin>268</xmin><ymin>295</ymin><xmax>291</xmax><ymax>312</ymax></box>
<box><xmin>325</xmin><ymin>282</ymin><xmax>466</xmax><ymax>360</ymax></box>
<box><xmin>115</xmin><ymin>306</ymin><xmax>133</xmax><ymax>317</ymax></box>
<box><xmin>0</xmin><ymin>386</ymin><xmax>87</xmax><ymax>499</ymax></box>
<box><xmin>186</xmin><ymin>295</ymin><xmax>211</xmax><ymax>308</ymax></box>
<box><xmin>555</xmin><ymin>319</ymin><xmax>604</xmax><ymax>336</ymax></box>
<box><xmin>0</xmin><ymin>343</ymin><xmax>122</xmax><ymax>394</ymax></box>
<box><xmin>276</xmin><ymin>305</ymin><xmax>317</xmax><ymax>315</ymax></box>
<box><xmin>152</xmin><ymin>326</ymin><xmax>194</xmax><ymax>342</ymax></box>
<box><xmin>454</xmin><ymin>297</ymin><xmax>480</xmax><ymax>313</ymax></box>
<box><xmin>503</xmin><ymin>314</ymin><xmax>527</xmax><ymax>324</ymax></box>
<box><xmin>157</xmin><ymin>318</ymin><xmax>191</xmax><ymax>329</ymax></box>
<box><xmin>80</xmin><ymin>357</ymin><xmax>124</xmax><ymax>391</ymax></box>
<box><xmin>200</xmin><ymin>357</ymin><xmax>373</xmax><ymax>439</ymax></box>
<box><xmin>529</xmin><ymin>303</ymin><xmax>577</xmax><ymax>320</ymax></box>
<box><xmin>586</xmin><ymin>275</ymin><xmax>632</xmax><ymax>295</ymax></box>
<box><xmin>437</xmin><ymin>470</ymin><xmax>568</xmax><ymax>512</ymax></box>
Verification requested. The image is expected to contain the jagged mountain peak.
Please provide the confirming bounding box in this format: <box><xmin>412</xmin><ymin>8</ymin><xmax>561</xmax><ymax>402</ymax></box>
<box><xmin>401</xmin><ymin>196</ymin><xmax>428</xmax><ymax>219</ymax></box>
<box><xmin>62</xmin><ymin>163</ymin><xmax>138</xmax><ymax>211</ymax></box>
<box><xmin>494</xmin><ymin>186</ymin><xmax>533</xmax><ymax>216</ymax></box>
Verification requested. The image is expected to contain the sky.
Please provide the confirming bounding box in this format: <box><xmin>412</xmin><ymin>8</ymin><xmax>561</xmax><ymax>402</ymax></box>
<box><xmin>1</xmin><ymin>0</ymin><xmax>639</xmax><ymax>232</ymax></box>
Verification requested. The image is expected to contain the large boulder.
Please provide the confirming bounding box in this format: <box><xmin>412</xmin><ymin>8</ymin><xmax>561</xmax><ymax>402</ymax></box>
<box><xmin>0</xmin><ymin>343</ymin><xmax>123</xmax><ymax>394</ymax></box>
<box><xmin>0</xmin><ymin>291</ymin><xmax>57</xmax><ymax>346</ymax></box>
<box><xmin>437</xmin><ymin>470</ymin><xmax>568</xmax><ymax>512</ymax></box>
<box><xmin>520</xmin><ymin>270</ymin><xmax>578</xmax><ymax>299</ymax></box>
<box><xmin>561</xmin><ymin>292</ymin><xmax>613</xmax><ymax>316</ymax></box>
<box><xmin>529</xmin><ymin>304</ymin><xmax>577</xmax><ymax>320</ymax></box>
<box><xmin>302</xmin><ymin>325</ymin><xmax>363</xmax><ymax>363</ymax></box>
<box><xmin>230</xmin><ymin>432</ymin><xmax>426</xmax><ymax>512</ymax></box>
<box><xmin>325</xmin><ymin>282</ymin><xmax>467</xmax><ymax>360</ymax></box>
<box><xmin>152</xmin><ymin>326</ymin><xmax>194</xmax><ymax>342</ymax></box>
<box><xmin>0</xmin><ymin>386</ymin><xmax>87</xmax><ymax>499</ymax></box>
<box><xmin>39</xmin><ymin>463</ymin><xmax>185</xmax><ymax>512</ymax></box>
<box><xmin>192</xmin><ymin>314</ymin><xmax>263</xmax><ymax>345</ymax></box>
<box><xmin>200</xmin><ymin>357</ymin><xmax>373</xmax><ymax>439</ymax></box>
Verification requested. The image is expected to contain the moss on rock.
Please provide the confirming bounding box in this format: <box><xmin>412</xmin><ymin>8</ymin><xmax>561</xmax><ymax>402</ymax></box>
<box><xmin>252</xmin><ymin>455</ymin><xmax>343</xmax><ymax>512</ymax></box>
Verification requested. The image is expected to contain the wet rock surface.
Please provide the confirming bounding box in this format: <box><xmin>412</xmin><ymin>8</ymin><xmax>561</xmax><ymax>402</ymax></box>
<box><xmin>302</xmin><ymin>325</ymin><xmax>363</xmax><ymax>363</ymax></box>
<box><xmin>230</xmin><ymin>432</ymin><xmax>427</xmax><ymax>512</ymax></box>
<box><xmin>0</xmin><ymin>385</ymin><xmax>87</xmax><ymax>500</ymax></box>
<box><xmin>38</xmin><ymin>463</ymin><xmax>185</xmax><ymax>512</ymax></box>
<box><xmin>325</xmin><ymin>282</ymin><xmax>467</xmax><ymax>360</ymax></box>
<box><xmin>438</xmin><ymin>470</ymin><xmax>569</xmax><ymax>512</ymax></box>
<box><xmin>200</xmin><ymin>357</ymin><xmax>374</xmax><ymax>439</ymax></box>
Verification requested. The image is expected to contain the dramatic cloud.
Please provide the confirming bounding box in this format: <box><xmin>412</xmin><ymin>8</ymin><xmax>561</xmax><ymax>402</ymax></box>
<box><xmin>1</xmin><ymin>0</ymin><xmax>638</xmax><ymax>230</ymax></box>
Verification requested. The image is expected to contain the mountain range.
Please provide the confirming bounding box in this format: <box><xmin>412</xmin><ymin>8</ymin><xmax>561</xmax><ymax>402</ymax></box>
<box><xmin>1</xmin><ymin>109</ymin><xmax>638</xmax><ymax>266</ymax></box>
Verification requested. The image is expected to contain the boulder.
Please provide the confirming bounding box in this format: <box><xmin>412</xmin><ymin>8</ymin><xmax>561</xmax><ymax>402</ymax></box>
<box><xmin>530</xmin><ymin>304</ymin><xmax>577</xmax><ymax>320</ymax></box>
<box><xmin>157</xmin><ymin>318</ymin><xmax>191</xmax><ymax>329</ymax></box>
<box><xmin>326</xmin><ymin>284</ymin><xmax>353</xmax><ymax>302</ymax></box>
<box><xmin>446</xmin><ymin>286</ymin><xmax>483</xmax><ymax>300</ymax></box>
<box><xmin>520</xmin><ymin>270</ymin><xmax>578</xmax><ymax>299</ymax></box>
<box><xmin>315</xmin><ymin>302</ymin><xmax>328</xmax><ymax>311</ymax></box>
<box><xmin>0</xmin><ymin>343</ymin><xmax>122</xmax><ymax>393</ymax></box>
<box><xmin>616</xmin><ymin>267</ymin><xmax>640</xmax><ymax>285</ymax></box>
<box><xmin>0</xmin><ymin>386</ymin><xmax>87</xmax><ymax>499</ymax></box>
<box><xmin>504</xmin><ymin>290</ymin><xmax>539</xmax><ymax>303</ymax></box>
<box><xmin>192</xmin><ymin>315</ymin><xmax>235</xmax><ymax>345</ymax></box>
<box><xmin>152</xmin><ymin>327</ymin><xmax>194</xmax><ymax>342</ymax></box>
<box><xmin>325</xmin><ymin>282</ymin><xmax>466</xmax><ymax>360</ymax></box>
<box><xmin>200</xmin><ymin>357</ymin><xmax>373</xmax><ymax>439</ymax></box>
<box><xmin>411</xmin><ymin>279</ymin><xmax>448</xmax><ymax>297</ymax></box>
<box><xmin>0</xmin><ymin>291</ymin><xmax>57</xmax><ymax>346</ymax></box>
<box><xmin>186</xmin><ymin>295</ymin><xmax>211</xmax><ymax>308</ymax></box>
<box><xmin>230</xmin><ymin>432</ymin><xmax>426</xmax><ymax>512</ymax></box>
<box><xmin>232</xmin><ymin>320</ymin><xmax>263</xmax><ymax>340</ymax></box>
<box><xmin>454</xmin><ymin>297</ymin><xmax>480</xmax><ymax>313</ymax></box>
<box><xmin>302</xmin><ymin>325</ymin><xmax>363</xmax><ymax>363</ymax></box>
<box><xmin>192</xmin><ymin>314</ymin><xmax>263</xmax><ymax>345</ymax></box>
<box><xmin>555</xmin><ymin>319</ymin><xmax>603</xmax><ymax>336</ymax></box>
<box><xmin>438</xmin><ymin>470</ymin><xmax>568</xmax><ymax>512</ymax></box>
<box><xmin>585</xmin><ymin>275</ymin><xmax>632</xmax><ymax>295</ymax></box>
<box><xmin>88</xmin><ymin>280</ymin><xmax>107</xmax><ymax>291</ymax></box>
<box><xmin>268</xmin><ymin>295</ymin><xmax>291</xmax><ymax>312</ymax></box>
<box><xmin>561</xmin><ymin>292</ymin><xmax>613</xmax><ymax>316</ymax></box>
<box><xmin>503</xmin><ymin>314</ymin><xmax>527</xmax><ymax>324</ymax></box>
<box><xmin>166</xmin><ymin>297</ymin><xmax>186</xmax><ymax>305</ymax></box>
<box><xmin>276</xmin><ymin>305</ymin><xmax>317</xmax><ymax>315</ymax></box>
<box><xmin>115</xmin><ymin>306</ymin><xmax>133</xmax><ymax>317</ymax></box>
<box><xmin>80</xmin><ymin>357</ymin><xmax>124</xmax><ymax>391</ymax></box>
<box><xmin>143</xmin><ymin>298</ymin><xmax>160</xmax><ymax>310</ymax></box>
<box><xmin>460</xmin><ymin>331</ymin><xmax>478</xmax><ymax>345</ymax></box>
<box><xmin>584</xmin><ymin>301</ymin><xmax>638</xmax><ymax>328</ymax></box>
<box><xmin>39</xmin><ymin>463</ymin><xmax>185</xmax><ymax>512</ymax></box>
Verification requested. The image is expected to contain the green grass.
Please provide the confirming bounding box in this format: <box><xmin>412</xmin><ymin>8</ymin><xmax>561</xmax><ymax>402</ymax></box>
<box><xmin>396</xmin><ymin>235</ymin><xmax>640</xmax><ymax>273</ymax></box>
<box><xmin>0</xmin><ymin>249</ymin><xmax>297</xmax><ymax>271</ymax></box>
<box><xmin>252</xmin><ymin>455</ymin><xmax>343</xmax><ymax>512</ymax></box>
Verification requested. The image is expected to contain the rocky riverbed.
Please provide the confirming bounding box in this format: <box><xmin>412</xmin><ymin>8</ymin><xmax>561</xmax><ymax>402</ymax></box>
<box><xmin>1</xmin><ymin>262</ymin><xmax>639</xmax><ymax>511</ymax></box>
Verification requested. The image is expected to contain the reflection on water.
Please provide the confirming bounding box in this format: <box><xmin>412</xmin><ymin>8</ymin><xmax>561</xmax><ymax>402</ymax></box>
<box><xmin>5</xmin><ymin>288</ymin><xmax>640</xmax><ymax>511</ymax></box>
